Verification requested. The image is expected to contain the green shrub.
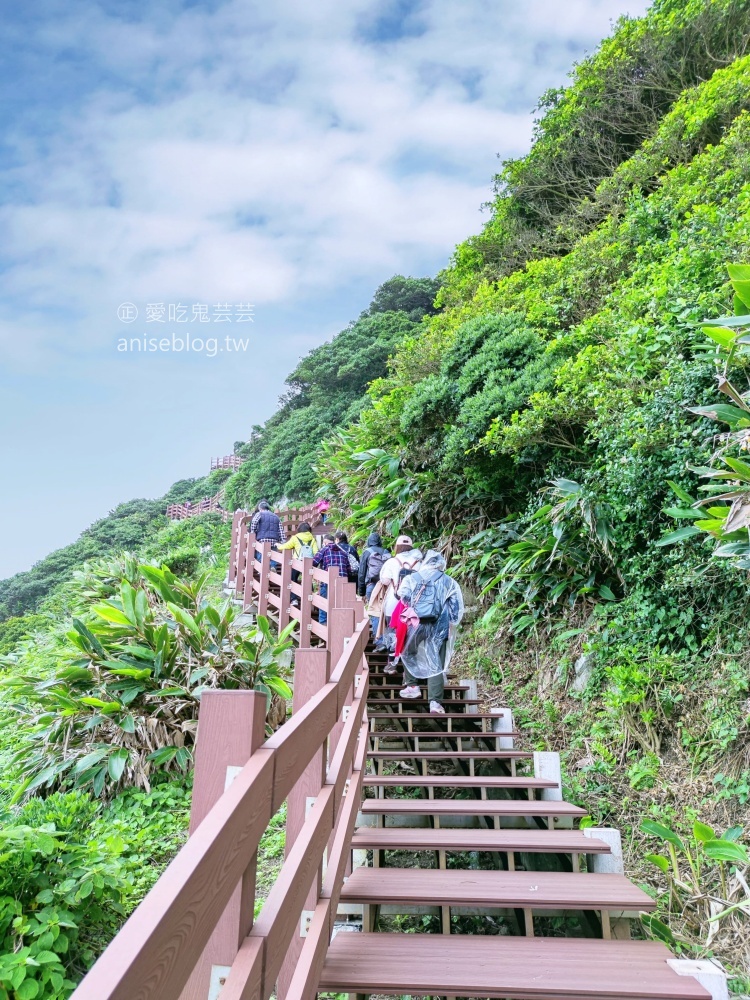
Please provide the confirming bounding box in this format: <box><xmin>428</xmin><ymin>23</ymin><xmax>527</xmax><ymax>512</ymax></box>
<box><xmin>0</xmin><ymin>792</ymin><xmax>132</xmax><ymax>999</ymax></box>
<box><xmin>2</xmin><ymin>559</ymin><xmax>293</xmax><ymax>800</ymax></box>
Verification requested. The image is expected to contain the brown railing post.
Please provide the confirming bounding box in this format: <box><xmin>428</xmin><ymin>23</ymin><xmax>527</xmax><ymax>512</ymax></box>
<box><xmin>298</xmin><ymin>555</ymin><xmax>314</xmax><ymax>640</ymax></box>
<box><xmin>179</xmin><ymin>690</ymin><xmax>267</xmax><ymax>1000</ymax></box>
<box><xmin>228</xmin><ymin>512</ymin><xmax>245</xmax><ymax>587</ymax></box>
<box><xmin>277</xmin><ymin>648</ymin><xmax>331</xmax><ymax>1000</ymax></box>
<box><xmin>278</xmin><ymin>548</ymin><xmax>293</xmax><ymax>632</ymax></box>
<box><xmin>326</xmin><ymin>581</ymin><xmax>356</xmax><ymax>760</ymax></box>
<box><xmin>257</xmin><ymin>541</ymin><xmax>271</xmax><ymax>618</ymax></box>
<box><xmin>243</xmin><ymin>534</ymin><xmax>257</xmax><ymax>612</ymax></box>
<box><xmin>236</xmin><ymin>528</ymin><xmax>250</xmax><ymax>599</ymax></box>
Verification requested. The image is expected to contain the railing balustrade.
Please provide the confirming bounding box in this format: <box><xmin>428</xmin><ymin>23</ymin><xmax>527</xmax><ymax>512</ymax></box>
<box><xmin>71</xmin><ymin>535</ymin><xmax>369</xmax><ymax>1000</ymax></box>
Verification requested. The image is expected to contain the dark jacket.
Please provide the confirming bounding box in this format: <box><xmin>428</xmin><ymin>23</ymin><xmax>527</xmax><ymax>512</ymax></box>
<box><xmin>357</xmin><ymin>544</ymin><xmax>390</xmax><ymax>596</ymax></box>
<box><xmin>250</xmin><ymin>509</ymin><xmax>283</xmax><ymax>542</ymax></box>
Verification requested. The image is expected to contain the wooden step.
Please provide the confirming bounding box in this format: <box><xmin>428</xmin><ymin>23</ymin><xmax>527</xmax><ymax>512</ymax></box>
<box><xmin>361</xmin><ymin>799</ymin><xmax>585</xmax><ymax>818</ymax></box>
<box><xmin>368</xmin><ymin>683</ymin><xmax>470</xmax><ymax>694</ymax></box>
<box><xmin>319</xmin><ymin>934</ymin><xmax>709</xmax><ymax>999</ymax></box>
<box><xmin>364</xmin><ymin>776</ymin><xmax>556</xmax><ymax>789</ymax></box>
<box><xmin>369</xmin><ymin>751</ymin><xmax>532</xmax><ymax>761</ymax></box>
<box><xmin>341</xmin><ymin>867</ymin><xmax>655</xmax><ymax>912</ymax></box>
<box><xmin>369</xmin><ymin>712</ymin><xmax>504</xmax><ymax>721</ymax></box>
<box><xmin>351</xmin><ymin>827</ymin><xmax>611</xmax><ymax>854</ymax></box>
<box><xmin>367</xmin><ymin>698</ymin><xmax>482</xmax><ymax>708</ymax></box>
<box><xmin>370</xmin><ymin>730</ymin><xmax>519</xmax><ymax>740</ymax></box>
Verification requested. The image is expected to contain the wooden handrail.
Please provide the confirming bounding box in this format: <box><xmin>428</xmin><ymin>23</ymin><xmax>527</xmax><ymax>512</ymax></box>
<box><xmin>166</xmin><ymin>490</ymin><xmax>228</xmax><ymax>522</ymax></box>
<box><xmin>71</xmin><ymin>534</ymin><xmax>369</xmax><ymax>1000</ymax></box>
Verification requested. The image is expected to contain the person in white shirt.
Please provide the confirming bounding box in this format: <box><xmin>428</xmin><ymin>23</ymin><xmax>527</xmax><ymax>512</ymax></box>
<box><xmin>367</xmin><ymin>535</ymin><xmax>423</xmax><ymax>669</ymax></box>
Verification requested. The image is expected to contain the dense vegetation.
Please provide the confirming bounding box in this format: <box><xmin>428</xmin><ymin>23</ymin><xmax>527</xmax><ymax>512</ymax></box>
<box><xmin>3</xmin><ymin>0</ymin><xmax>750</xmax><ymax>992</ymax></box>
<box><xmin>223</xmin><ymin>275</ymin><xmax>441</xmax><ymax>508</ymax></box>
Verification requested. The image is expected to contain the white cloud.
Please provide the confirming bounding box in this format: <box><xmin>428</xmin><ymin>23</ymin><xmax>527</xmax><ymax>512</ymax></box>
<box><xmin>0</xmin><ymin>0</ymin><xmax>651</xmax><ymax>364</ymax></box>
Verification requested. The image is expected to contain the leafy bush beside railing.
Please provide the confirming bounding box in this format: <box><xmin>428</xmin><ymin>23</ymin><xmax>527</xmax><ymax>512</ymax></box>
<box><xmin>1</xmin><ymin>558</ymin><xmax>292</xmax><ymax>801</ymax></box>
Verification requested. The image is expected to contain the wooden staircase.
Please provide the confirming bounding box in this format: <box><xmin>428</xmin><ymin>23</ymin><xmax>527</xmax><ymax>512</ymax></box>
<box><xmin>317</xmin><ymin>645</ymin><xmax>713</xmax><ymax>1000</ymax></box>
<box><xmin>70</xmin><ymin>540</ymin><xmax>723</xmax><ymax>1000</ymax></box>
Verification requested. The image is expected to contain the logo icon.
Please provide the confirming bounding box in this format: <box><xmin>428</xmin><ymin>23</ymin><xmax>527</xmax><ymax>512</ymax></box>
<box><xmin>117</xmin><ymin>302</ymin><xmax>138</xmax><ymax>323</ymax></box>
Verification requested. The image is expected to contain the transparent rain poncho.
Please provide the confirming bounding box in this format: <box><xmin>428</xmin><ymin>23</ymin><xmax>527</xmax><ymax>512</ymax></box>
<box><xmin>396</xmin><ymin>550</ymin><xmax>464</xmax><ymax>679</ymax></box>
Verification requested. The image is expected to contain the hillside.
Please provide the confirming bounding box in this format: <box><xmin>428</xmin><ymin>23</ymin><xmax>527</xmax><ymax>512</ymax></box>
<box><xmin>2</xmin><ymin>0</ymin><xmax>750</xmax><ymax>993</ymax></box>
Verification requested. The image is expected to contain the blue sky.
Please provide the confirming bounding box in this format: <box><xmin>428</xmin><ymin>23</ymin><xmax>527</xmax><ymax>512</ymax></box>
<box><xmin>0</xmin><ymin>0</ymin><xmax>651</xmax><ymax>579</ymax></box>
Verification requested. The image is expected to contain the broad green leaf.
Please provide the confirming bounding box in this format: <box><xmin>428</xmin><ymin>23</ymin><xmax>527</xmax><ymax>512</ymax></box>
<box><xmin>694</xmin><ymin>518</ymin><xmax>726</xmax><ymax>532</ymax></box>
<box><xmin>17</xmin><ymin>979</ymin><xmax>40</xmax><ymax>1000</ymax></box>
<box><xmin>117</xmin><ymin>714</ymin><xmax>136</xmax><ymax>734</ymax></box>
<box><xmin>33</xmin><ymin>952</ymin><xmax>60</xmax><ymax>965</ymax></box>
<box><xmin>728</xmin><ymin>263</ymin><xmax>750</xmax><ymax>308</ymax></box>
<box><xmin>167</xmin><ymin>603</ymin><xmax>202</xmax><ymax>640</ymax></box>
<box><xmin>121</xmin><ymin>581</ymin><xmax>137</xmax><ymax>624</ymax></box>
<box><xmin>645</xmin><ymin>853</ymin><xmax>669</xmax><ymax>873</ymax></box>
<box><xmin>640</xmin><ymin>913</ymin><xmax>675</xmax><ymax>947</ymax></box>
<box><xmin>693</xmin><ymin>821</ymin><xmax>715</xmax><ymax>844</ymax></box>
<box><xmin>93</xmin><ymin>604</ymin><xmax>132</xmax><ymax>626</ymax></box>
<box><xmin>107</xmin><ymin>749</ymin><xmax>129</xmax><ymax>782</ymax></box>
<box><xmin>92</xmin><ymin>766</ymin><xmax>107</xmax><ymax>797</ymax></box>
<box><xmin>74</xmin><ymin>748</ymin><xmax>111</xmax><ymax>773</ymax></box>
<box><xmin>263</xmin><ymin>675</ymin><xmax>293</xmax><ymax>699</ymax></box>
<box><xmin>723</xmin><ymin>826</ymin><xmax>743</xmax><ymax>842</ymax></box>
<box><xmin>663</xmin><ymin>507</ymin><xmax>703</xmax><ymax>520</ymax></box>
<box><xmin>688</xmin><ymin>403</ymin><xmax>750</xmax><ymax>427</ymax></box>
<box><xmin>704</xmin><ymin>839</ymin><xmax>749</xmax><ymax>864</ymax></box>
<box><xmin>105</xmin><ymin>666</ymin><xmax>152</xmax><ymax>680</ymax></box>
<box><xmin>80</xmin><ymin>697</ymin><xmax>121</xmax><ymax>713</ymax></box>
<box><xmin>72</xmin><ymin>619</ymin><xmax>105</xmax><ymax>657</ymax></box>
<box><xmin>640</xmin><ymin>819</ymin><xmax>685</xmax><ymax>850</ymax></box>
<box><xmin>701</xmin><ymin>325</ymin><xmax>736</xmax><ymax>349</ymax></box>
<box><xmin>135</xmin><ymin>589</ymin><xmax>149</xmax><ymax>630</ymax></box>
<box><xmin>147</xmin><ymin>746</ymin><xmax>179</xmax><ymax>765</ymax></box>
<box><xmin>723</xmin><ymin>456</ymin><xmax>750</xmax><ymax>480</ymax></box>
<box><xmin>654</xmin><ymin>526</ymin><xmax>701</xmax><ymax>547</ymax></box>
<box><xmin>702</xmin><ymin>312</ymin><xmax>750</xmax><ymax>327</ymax></box>
<box><xmin>256</xmin><ymin>615</ymin><xmax>273</xmax><ymax>642</ymax></box>
<box><xmin>667</xmin><ymin>481</ymin><xmax>697</xmax><ymax>505</ymax></box>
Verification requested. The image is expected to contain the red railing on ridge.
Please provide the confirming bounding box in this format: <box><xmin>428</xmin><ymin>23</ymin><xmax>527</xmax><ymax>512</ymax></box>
<box><xmin>211</xmin><ymin>455</ymin><xmax>245</xmax><ymax>471</ymax></box>
<box><xmin>166</xmin><ymin>490</ymin><xmax>228</xmax><ymax>522</ymax></box>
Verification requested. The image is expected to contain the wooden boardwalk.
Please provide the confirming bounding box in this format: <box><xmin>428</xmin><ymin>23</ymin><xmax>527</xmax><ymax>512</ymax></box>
<box><xmin>68</xmin><ymin>533</ymin><xmax>723</xmax><ymax>1000</ymax></box>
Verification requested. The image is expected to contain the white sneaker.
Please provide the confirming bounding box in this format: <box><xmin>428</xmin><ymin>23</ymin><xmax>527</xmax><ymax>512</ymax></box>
<box><xmin>429</xmin><ymin>700</ymin><xmax>446</xmax><ymax>714</ymax></box>
<box><xmin>399</xmin><ymin>685</ymin><xmax>421</xmax><ymax>699</ymax></box>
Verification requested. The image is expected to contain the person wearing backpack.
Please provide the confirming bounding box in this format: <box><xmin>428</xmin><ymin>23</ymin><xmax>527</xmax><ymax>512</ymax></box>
<box><xmin>313</xmin><ymin>533</ymin><xmax>352</xmax><ymax>625</ymax></box>
<box><xmin>357</xmin><ymin>533</ymin><xmax>390</xmax><ymax>599</ymax></box>
<box><xmin>278</xmin><ymin>521</ymin><xmax>319</xmax><ymax>606</ymax></box>
<box><xmin>368</xmin><ymin>536</ymin><xmax>422</xmax><ymax>662</ymax></box>
<box><xmin>334</xmin><ymin>530</ymin><xmax>360</xmax><ymax>583</ymax></box>
<box><xmin>357</xmin><ymin>533</ymin><xmax>390</xmax><ymax>636</ymax></box>
<box><xmin>278</xmin><ymin>521</ymin><xmax>319</xmax><ymax>560</ymax></box>
<box><xmin>397</xmin><ymin>549</ymin><xmax>464</xmax><ymax>714</ymax></box>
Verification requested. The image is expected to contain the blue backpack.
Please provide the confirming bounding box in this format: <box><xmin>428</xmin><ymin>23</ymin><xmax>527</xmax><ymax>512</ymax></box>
<box><xmin>406</xmin><ymin>571</ymin><xmax>446</xmax><ymax>622</ymax></box>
